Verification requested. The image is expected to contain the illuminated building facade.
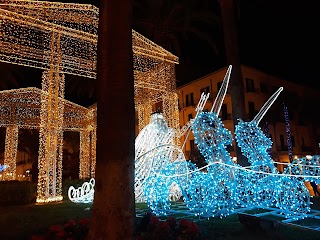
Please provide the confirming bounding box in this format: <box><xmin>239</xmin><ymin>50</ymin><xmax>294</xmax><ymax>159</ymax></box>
<box><xmin>178</xmin><ymin>65</ymin><xmax>320</xmax><ymax>171</ymax></box>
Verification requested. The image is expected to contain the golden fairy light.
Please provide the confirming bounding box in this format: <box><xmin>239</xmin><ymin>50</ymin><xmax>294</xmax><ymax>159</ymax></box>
<box><xmin>0</xmin><ymin>87</ymin><xmax>96</xmax><ymax>184</ymax></box>
<box><xmin>0</xmin><ymin>0</ymin><xmax>179</xmax><ymax>203</ymax></box>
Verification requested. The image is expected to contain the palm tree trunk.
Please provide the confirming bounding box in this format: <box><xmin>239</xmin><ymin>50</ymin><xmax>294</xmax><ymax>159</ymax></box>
<box><xmin>86</xmin><ymin>0</ymin><xmax>135</xmax><ymax>239</ymax></box>
<box><xmin>219</xmin><ymin>0</ymin><xmax>248</xmax><ymax>166</ymax></box>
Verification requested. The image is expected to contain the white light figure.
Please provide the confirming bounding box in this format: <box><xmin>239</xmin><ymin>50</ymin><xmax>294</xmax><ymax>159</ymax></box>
<box><xmin>135</xmin><ymin>111</ymin><xmax>188</xmax><ymax>214</ymax></box>
<box><xmin>68</xmin><ymin>178</ymin><xmax>95</xmax><ymax>203</ymax></box>
<box><xmin>68</xmin><ymin>112</ymin><xmax>187</xmax><ymax>206</ymax></box>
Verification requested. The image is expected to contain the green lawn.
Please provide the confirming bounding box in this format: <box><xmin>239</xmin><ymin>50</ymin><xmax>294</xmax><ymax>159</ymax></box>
<box><xmin>0</xmin><ymin>201</ymin><xmax>92</xmax><ymax>240</ymax></box>
<box><xmin>1</xmin><ymin>198</ymin><xmax>320</xmax><ymax>240</ymax></box>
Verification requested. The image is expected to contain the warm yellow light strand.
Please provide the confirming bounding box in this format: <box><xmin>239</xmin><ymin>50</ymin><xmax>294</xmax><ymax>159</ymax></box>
<box><xmin>0</xmin><ymin>0</ymin><xmax>180</xmax><ymax>203</ymax></box>
<box><xmin>3</xmin><ymin>125</ymin><xmax>18</xmax><ymax>180</ymax></box>
<box><xmin>79</xmin><ymin>129</ymin><xmax>90</xmax><ymax>179</ymax></box>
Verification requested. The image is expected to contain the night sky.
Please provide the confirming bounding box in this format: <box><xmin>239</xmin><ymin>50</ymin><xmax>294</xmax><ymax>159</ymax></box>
<box><xmin>0</xmin><ymin>0</ymin><xmax>319</xmax><ymax>108</ymax></box>
<box><xmin>240</xmin><ymin>0</ymin><xmax>319</xmax><ymax>89</ymax></box>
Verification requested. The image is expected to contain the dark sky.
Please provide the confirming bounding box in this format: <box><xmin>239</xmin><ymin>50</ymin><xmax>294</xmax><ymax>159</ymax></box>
<box><xmin>240</xmin><ymin>0</ymin><xmax>319</xmax><ymax>89</ymax></box>
<box><xmin>1</xmin><ymin>0</ymin><xmax>319</xmax><ymax>108</ymax></box>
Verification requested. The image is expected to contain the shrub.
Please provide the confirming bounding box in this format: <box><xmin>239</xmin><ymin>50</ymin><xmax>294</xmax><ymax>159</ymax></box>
<box><xmin>34</xmin><ymin>213</ymin><xmax>205</xmax><ymax>240</ymax></box>
<box><xmin>32</xmin><ymin>217</ymin><xmax>89</xmax><ymax>240</ymax></box>
<box><xmin>136</xmin><ymin>212</ymin><xmax>203</xmax><ymax>240</ymax></box>
<box><xmin>0</xmin><ymin>181</ymin><xmax>36</xmax><ymax>206</ymax></box>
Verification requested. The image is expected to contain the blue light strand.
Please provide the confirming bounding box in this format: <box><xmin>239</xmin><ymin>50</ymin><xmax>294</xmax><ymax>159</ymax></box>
<box><xmin>283</xmin><ymin>103</ymin><xmax>293</xmax><ymax>162</ymax></box>
<box><xmin>263</xmin><ymin>121</ymin><xmax>272</xmax><ymax>156</ymax></box>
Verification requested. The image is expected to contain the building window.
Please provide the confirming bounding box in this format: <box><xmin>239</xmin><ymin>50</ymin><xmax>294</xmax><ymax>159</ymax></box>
<box><xmin>190</xmin><ymin>140</ymin><xmax>195</xmax><ymax>150</ymax></box>
<box><xmin>200</xmin><ymin>86</ymin><xmax>210</xmax><ymax>95</ymax></box>
<box><xmin>280</xmin><ymin>134</ymin><xmax>285</xmax><ymax>148</ymax></box>
<box><xmin>188</xmin><ymin>113</ymin><xmax>193</xmax><ymax>120</ymax></box>
<box><xmin>221</xmin><ymin>104</ymin><xmax>228</xmax><ymax>120</ymax></box>
<box><xmin>269</xmin><ymin>134</ymin><xmax>273</xmax><ymax>141</ymax></box>
<box><xmin>185</xmin><ymin>93</ymin><xmax>194</xmax><ymax>107</ymax></box>
<box><xmin>217</xmin><ymin>81</ymin><xmax>222</xmax><ymax>91</ymax></box>
<box><xmin>288</xmin><ymin>110</ymin><xmax>293</xmax><ymax>120</ymax></box>
<box><xmin>248</xmin><ymin>101</ymin><xmax>255</xmax><ymax>119</ymax></box>
<box><xmin>291</xmin><ymin>136</ymin><xmax>296</xmax><ymax>147</ymax></box>
<box><xmin>246</xmin><ymin>78</ymin><xmax>255</xmax><ymax>92</ymax></box>
<box><xmin>260</xmin><ymin>82</ymin><xmax>268</xmax><ymax>93</ymax></box>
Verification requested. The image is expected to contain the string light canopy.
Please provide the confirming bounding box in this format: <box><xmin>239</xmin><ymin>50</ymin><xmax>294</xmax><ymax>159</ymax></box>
<box><xmin>0</xmin><ymin>0</ymin><xmax>179</xmax><ymax>202</ymax></box>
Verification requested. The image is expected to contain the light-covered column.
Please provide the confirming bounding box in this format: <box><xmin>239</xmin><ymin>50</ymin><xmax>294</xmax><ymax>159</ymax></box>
<box><xmin>56</xmin><ymin>130</ymin><xmax>64</xmax><ymax>197</ymax></box>
<box><xmin>162</xmin><ymin>92</ymin><xmax>180</xmax><ymax>145</ymax></box>
<box><xmin>79</xmin><ymin>129</ymin><xmax>91</xmax><ymax>179</ymax></box>
<box><xmin>137</xmin><ymin>102</ymin><xmax>152</xmax><ymax>131</ymax></box>
<box><xmin>3</xmin><ymin>125</ymin><xmax>18</xmax><ymax>180</ymax></box>
<box><xmin>37</xmin><ymin>30</ymin><xmax>64</xmax><ymax>203</ymax></box>
<box><xmin>90</xmin><ymin>127</ymin><xmax>97</xmax><ymax>178</ymax></box>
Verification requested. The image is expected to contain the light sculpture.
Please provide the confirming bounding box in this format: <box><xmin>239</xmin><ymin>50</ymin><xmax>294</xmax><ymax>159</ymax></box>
<box><xmin>68</xmin><ymin>112</ymin><xmax>188</xmax><ymax>207</ymax></box>
<box><xmin>283</xmin><ymin>156</ymin><xmax>320</xmax><ymax>184</ymax></box>
<box><xmin>175</xmin><ymin>67</ymin><xmax>315</xmax><ymax>219</ymax></box>
<box><xmin>235</xmin><ymin>87</ymin><xmax>283</xmax><ymax>173</ymax></box>
<box><xmin>68</xmin><ymin>178</ymin><xmax>95</xmax><ymax>204</ymax></box>
<box><xmin>0</xmin><ymin>88</ymin><xmax>96</xmax><ymax>184</ymax></box>
<box><xmin>0</xmin><ymin>0</ymin><xmax>179</xmax><ymax>202</ymax></box>
<box><xmin>235</xmin><ymin>87</ymin><xmax>312</xmax><ymax>218</ymax></box>
<box><xmin>66</xmin><ymin>65</ymin><xmax>318</xmax><ymax>220</ymax></box>
<box><xmin>180</xmin><ymin>65</ymin><xmax>238</xmax><ymax>218</ymax></box>
<box><xmin>135</xmin><ymin>112</ymin><xmax>188</xmax><ymax>211</ymax></box>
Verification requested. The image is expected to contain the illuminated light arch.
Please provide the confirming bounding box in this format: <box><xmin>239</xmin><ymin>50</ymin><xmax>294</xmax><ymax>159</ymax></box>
<box><xmin>0</xmin><ymin>0</ymin><xmax>179</xmax><ymax>202</ymax></box>
<box><xmin>0</xmin><ymin>87</ymin><xmax>97</xmax><ymax>183</ymax></box>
